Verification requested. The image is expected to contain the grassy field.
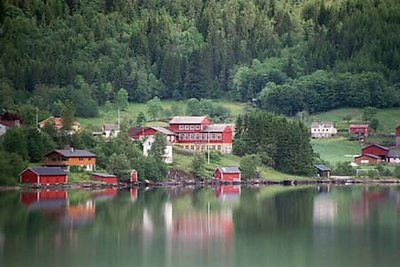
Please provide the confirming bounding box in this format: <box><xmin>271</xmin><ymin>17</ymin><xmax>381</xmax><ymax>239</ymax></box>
<box><xmin>172</xmin><ymin>152</ymin><xmax>309</xmax><ymax>181</ymax></box>
<box><xmin>311</xmin><ymin>137</ymin><xmax>362</xmax><ymax>164</ymax></box>
<box><xmin>306</xmin><ymin>107</ymin><xmax>400</xmax><ymax>133</ymax></box>
<box><xmin>78</xmin><ymin>100</ymin><xmax>246</xmax><ymax>129</ymax></box>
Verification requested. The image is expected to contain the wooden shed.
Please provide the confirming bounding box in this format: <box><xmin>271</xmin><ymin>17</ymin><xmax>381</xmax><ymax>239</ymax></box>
<box><xmin>91</xmin><ymin>173</ymin><xmax>118</xmax><ymax>184</ymax></box>
<box><xmin>20</xmin><ymin>167</ymin><xmax>68</xmax><ymax>184</ymax></box>
<box><xmin>315</xmin><ymin>165</ymin><xmax>331</xmax><ymax>178</ymax></box>
<box><xmin>214</xmin><ymin>167</ymin><xmax>241</xmax><ymax>182</ymax></box>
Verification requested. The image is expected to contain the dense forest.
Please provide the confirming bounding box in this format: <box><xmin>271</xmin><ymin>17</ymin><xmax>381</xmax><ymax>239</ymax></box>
<box><xmin>1</xmin><ymin>0</ymin><xmax>400</xmax><ymax>117</ymax></box>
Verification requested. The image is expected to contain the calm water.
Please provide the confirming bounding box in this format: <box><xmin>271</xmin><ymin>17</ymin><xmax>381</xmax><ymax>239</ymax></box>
<box><xmin>1</xmin><ymin>185</ymin><xmax>400</xmax><ymax>267</ymax></box>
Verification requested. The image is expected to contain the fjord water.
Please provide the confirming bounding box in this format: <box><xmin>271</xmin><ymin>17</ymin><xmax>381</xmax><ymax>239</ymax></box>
<box><xmin>1</xmin><ymin>185</ymin><xmax>400</xmax><ymax>267</ymax></box>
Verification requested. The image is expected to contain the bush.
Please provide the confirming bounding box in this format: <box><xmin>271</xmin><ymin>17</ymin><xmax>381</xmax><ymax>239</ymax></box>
<box><xmin>333</xmin><ymin>161</ymin><xmax>354</xmax><ymax>176</ymax></box>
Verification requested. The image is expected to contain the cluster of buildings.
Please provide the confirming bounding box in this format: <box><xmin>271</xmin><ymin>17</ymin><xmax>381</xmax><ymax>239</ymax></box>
<box><xmin>19</xmin><ymin>115</ymin><xmax>241</xmax><ymax>184</ymax></box>
<box><xmin>353</xmin><ymin>125</ymin><xmax>400</xmax><ymax>165</ymax></box>
<box><xmin>310</xmin><ymin>122</ymin><xmax>370</xmax><ymax>139</ymax></box>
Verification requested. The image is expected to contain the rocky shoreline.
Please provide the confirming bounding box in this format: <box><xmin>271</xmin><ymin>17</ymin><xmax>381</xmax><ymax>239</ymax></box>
<box><xmin>1</xmin><ymin>177</ymin><xmax>398</xmax><ymax>191</ymax></box>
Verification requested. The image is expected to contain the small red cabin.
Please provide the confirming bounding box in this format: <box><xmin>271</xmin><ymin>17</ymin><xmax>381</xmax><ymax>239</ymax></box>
<box><xmin>362</xmin><ymin>144</ymin><xmax>389</xmax><ymax>160</ymax></box>
<box><xmin>20</xmin><ymin>167</ymin><xmax>68</xmax><ymax>184</ymax></box>
<box><xmin>214</xmin><ymin>167</ymin><xmax>241</xmax><ymax>182</ymax></box>
<box><xmin>130</xmin><ymin>170</ymin><xmax>138</xmax><ymax>183</ymax></box>
<box><xmin>354</xmin><ymin>154</ymin><xmax>382</xmax><ymax>165</ymax></box>
<box><xmin>349</xmin><ymin>124</ymin><xmax>369</xmax><ymax>136</ymax></box>
<box><xmin>91</xmin><ymin>173</ymin><xmax>118</xmax><ymax>184</ymax></box>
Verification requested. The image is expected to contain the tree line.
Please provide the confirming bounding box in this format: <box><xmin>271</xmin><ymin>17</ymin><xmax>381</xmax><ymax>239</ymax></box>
<box><xmin>1</xmin><ymin>0</ymin><xmax>400</xmax><ymax>116</ymax></box>
<box><xmin>233</xmin><ymin>111</ymin><xmax>314</xmax><ymax>176</ymax></box>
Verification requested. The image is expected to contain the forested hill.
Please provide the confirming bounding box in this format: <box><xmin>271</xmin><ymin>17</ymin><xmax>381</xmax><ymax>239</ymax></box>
<box><xmin>1</xmin><ymin>0</ymin><xmax>400</xmax><ymax>117</ymax></box>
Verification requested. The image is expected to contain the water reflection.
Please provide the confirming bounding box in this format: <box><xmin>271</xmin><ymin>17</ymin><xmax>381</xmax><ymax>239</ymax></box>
<box><xmin>0</xmin><ymin>186</ymin><xmax>399</xmax><ymax>267</ymax></box>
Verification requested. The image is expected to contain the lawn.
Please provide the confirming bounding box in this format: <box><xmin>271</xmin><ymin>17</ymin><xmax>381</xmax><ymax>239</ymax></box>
<box><xmin>172</xmin><ymin>152</ymin><xmax>309</xmax><ymax>181</ymax></box>
<box><xmin>306</xmin><ymin>107</ymin><xmax>400</xmax><ymax>133</ymax></box>
<box><xmin>78</xmin><ymin>100</ymin><xmax>246</xmax><ymax>129</ymax></box>
<box><xmin>311</xmin><ymin>136</ymin><xmax>362</xmax><ymax>164</ymax></box>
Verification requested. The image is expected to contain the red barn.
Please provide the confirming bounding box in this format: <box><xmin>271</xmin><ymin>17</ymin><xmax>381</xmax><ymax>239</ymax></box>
<box><xmin>20</xmin><ymin>167</ymin><xmax>68</xmax><ymax>184</ymax></box>
<box><xmin>91</xmin><ymin>173</ymin><xmax>118</xmax><ymax>184</ymax></box>
<box><xmin>349</xmin><ymin>124</ymin><xmax>369</xmax><ymax>136</ymax></box>
<box><xmin>214</xmin><ymin>167</ymin><xmax>241</xmax><ymax>182</ymax></box>
<box><xmin>354</xmin><ymin>154</ymin><xmax>382</xmax><ymax>165</ymax></box>
<box><xmin>362</xmin><ymin>144</ymin><xmax>389</xmax><ymax>160</ymax></box>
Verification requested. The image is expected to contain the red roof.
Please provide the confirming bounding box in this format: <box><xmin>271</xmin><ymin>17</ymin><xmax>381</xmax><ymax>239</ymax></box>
<box><xmin>362</xmin><ymin>143</ymin><xmax>389</xmax><ymax>151</ymax></box>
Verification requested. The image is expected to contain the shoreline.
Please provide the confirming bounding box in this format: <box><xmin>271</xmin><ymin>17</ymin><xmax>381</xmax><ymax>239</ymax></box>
<box><xmin>2</xmin><ymin>177</ymin><xmax>400</xmax><ymax>191</ymax></box>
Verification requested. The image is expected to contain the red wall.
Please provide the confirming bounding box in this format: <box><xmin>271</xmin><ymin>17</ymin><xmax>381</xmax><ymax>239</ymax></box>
<box><xmin>349</xmin><ymin>127</ymin><xmax>368</xmax><ymax>135</ymax></box>
<box><xmin>133</xmin><ymin>127</ymin><xmax>158</xmax><ymax>139</ymax></box>
<box><xmin>40</xmin><ymin>175</ymin><xmax>67</xmax><ymax>184</ymax></box>
<box><xmin>169</xmin><ymin>117</ymin><xmax>210</xmax><ymax>133</ymax></box>
<box><xmin>20</xmin><ymin>169</ymin><xmax>38</xmax><ymax>183</ymax></box>
<box><xmin>355</xmin><ymin>155</ymin><xmax>380</xmax><ymax>165</ymax></box>
<box><xmin>396</xmin><ymin>125</ymin><xmax>400</xmax><ymax>137</ymax></box>
<box><xmin>214</xmin><ymin>169</ymin><xmax>241</xmax><ymax>181</ymax></box>
<box><xmin>362</xmin><ymin>145</ymin><xmax>389</xmax><ymax>158</ymax></box>
<box><xmin>92</xmin><ymin>175</ymin><xmax>118</xmax><ymax>184</ymax></box>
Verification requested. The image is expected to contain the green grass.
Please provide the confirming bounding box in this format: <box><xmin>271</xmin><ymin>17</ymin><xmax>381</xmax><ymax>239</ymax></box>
<box><xmin>311</xmin><ymin>136</ymin><xmax>362</xmax><ymax>164</ymax></box>
<box><xmin>172</xmin><ymin>152</ymin><xmax>309</xmax><ymax>181</ymax></box>
<box><xmin>78</xmin><ymin>100</ymin><xmax>246</xmax><ymax>129</ymax></box>
<box><xmin>68</xmin><ymin>172</ymin><xmax>93</xmax><ymax>183</ymax></box>
<box><xmin>306</xmin><ymin>107</ymin><xmax>400</xmax><ymax>133</ymax></box>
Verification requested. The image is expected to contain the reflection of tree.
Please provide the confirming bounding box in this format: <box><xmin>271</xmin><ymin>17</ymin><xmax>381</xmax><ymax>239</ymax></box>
<box><xmin>233</xmin><ymin>188</ymin><xmax>315</xmax><ymax>232</ymax></box>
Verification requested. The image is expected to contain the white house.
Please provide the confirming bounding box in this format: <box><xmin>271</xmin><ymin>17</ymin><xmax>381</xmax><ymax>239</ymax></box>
<box><xmin>143</xmin><ymin>135</ymin><xmax>173</xmax><ymax>164</ymax></box>
<box><xmin>311</xmin><ymin>122</ymin><xmax>337</xmax><ymax>138</ymax></box>
<box><xmin>102</xmin><ymin>124</ymin><xmax>119</xmax><ymax>138</ymax></box>
<box><xmin>388</xmin><ymin>149</ymin><xmax>400</xmax><ymax>165</ymax></box>
<box><xmin>0</xmin><ymin>122</ymin><xmax>9</xmax><ymax>136</ymax></box>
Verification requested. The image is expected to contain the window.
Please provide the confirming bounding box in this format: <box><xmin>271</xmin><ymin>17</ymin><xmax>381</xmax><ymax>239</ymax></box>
<box><xmin>190</xmin><ymin>133</ymin><xmax>194</xmax><ymax>140</ymax></box>
<box><xmin>79</xmin><ymin>157</ymin><xmax>84</xmax><ymax>161</ymax></box>
<box><xmin>202</xmin><ymin>133</ymin><xmax>208</xmax><ymax>140</ymax></box>
<box><xmin>195</xmin><ymin>125</ymin><xmax>200</xmax><ymax>130</ymax></box>
<box><xmin>185</xmin><ymin>125</ymin><xmax>189</xmax><ymax>130</ymax></box>
<box><xmin>211</xmin><ymin>133</ymin><xmax>216</xmax><ymax>140</ymax></box>
<box><xmin>217</xmin><ymin>145</ymin><xmax>221</xmax><ymax>150</ymax></box>
<box><xmin>195</xmin><ymin>133</ymin><xmax>200</xmax><ymax>140</ymax></box>
<box><xmin>190</xmin><ymin>145</ymin><xmax>195</xmax><ymax>150</ymax></box>
<box><xmin>217</xmin><ymin>134</ymin><xmax>222</xmax><ymax>140</ymax></box>
<box><xmin>190</xmin><ymin>125</ymin><xmax>195</xmax><ymax>130</ymax></box>
<box><xmin>179</xmin><ymin>125</ymin><xmax>184</xmax><ymax>130</ymax></box>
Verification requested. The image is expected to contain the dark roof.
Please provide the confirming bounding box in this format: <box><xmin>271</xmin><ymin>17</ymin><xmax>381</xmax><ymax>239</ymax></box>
<box><xmin>216</xmin><ymin>167</ymin><xmax>241</xmax><ymax>174</ymax></box>
<box><xmin>47</xmin><ymin>149</ymin><xmax>96</xmax><ymax>158</ymax></box>
<box><xmin>356</xmin><ymin>154</ymin><xmax>381</xmax><ymax>159</ymax></box>
<box><xmin>349</xmin><ymin>124</ymin><xmax>369</xmax><ymax>128</ymax></box>
<box><xmin>128</xmin><ymin>127</ymin><xmax>143</xmax><ymax>138</ymax></box>
<box><xmin>92</xmin><ymin>173</ymin><xmax>117</xmax><ymax>178</ymax></box>
<box><xmin>150</xmin><ymin>127</ymin><xmax>176</xmax><ymax>135</ymax></box>
<box><xmin>25</xmin><ymin>167</ymin><xmax>67</xmax><ymax>176</ymax></box>
<box><xmin>103</xmin><ymin>124</ymin><xmax>119</xmax><ymax>131</ymax></box>
<box><xmin>362</xmin><ymin>143</ymin><xmax>389</xmax><ymax>151</ymax></box>
<box><xmin>389</xmin><ymin>149</ymin><xmax>400</xmax><ymax>158</ymax></box>
<box><xmin>315</xmin><ymin>165</ymin><xmax>331</xmax><ymax>172</ymax></box>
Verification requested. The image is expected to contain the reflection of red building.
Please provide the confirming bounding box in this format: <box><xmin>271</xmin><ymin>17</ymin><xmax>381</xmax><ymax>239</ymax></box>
<box><xmin>61</xmin><ymin>201</ymin><xmax>96</xmax><ymax>227</ymax></box>
<box><xmin>20</xmin><ymin>191</ymin><xmax>68</xmax><ymax>221</ymax></box>
<box><xmin>92</xmin><ymin>188</ymin><xmax>118</xmax><ymax>200</ymax></box>
<box><xmin>21</xmin><ymin>191</ymin><xmax>68</xmax><ymax>206</ymax></box>
<box><xmin>130</xmin><ymin>188</ymin><xmax>138</xmax><ymax>202</ymax></box>
<box><xmin>215</xmin><ymin>186</ymin><xmax>241</xmax><ymax>202</ymax></box>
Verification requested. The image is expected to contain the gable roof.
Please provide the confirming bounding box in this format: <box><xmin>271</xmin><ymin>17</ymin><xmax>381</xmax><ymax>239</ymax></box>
<box><xmin>315</xmin><ymin>165</ymin><xmax>331</xmax><ymax>172</ymax></box>
<box><xmin>203</xmin><ymin>124</ymin><xmax>231</xmax><ymax>132</ymax></box>
<box><xmin>128</xmin><ymin>127</ymin><xmax>142</xmax><ymax>138</ymax></box>
<box><xmin>362</xmin><ymin>143</ymin><xmax>389</xmax><ymax>151</ymax></box>
<box><xmin>216</xmin><ymin>167</ymin><xmax>241</xmax><ymax>174</ymax></box>
<box><xmin>47</xmin><ymin>149</ymin><xmax>96</xmax><ymax>158</ymax></box>
<box><xmin>92</xmin><ymin>173</ymin><xmax>117</xmax><ymax>178</ymax></box>
<box><xmin>311</xmin><ymin>122</ymin><xmax>335</xmax><ymax>128</ymax></box>
<box><xmin>24</xmin><ymin>167</ymin><xmax>67</xmax><ymax>176</ymax></box>
<box><xmin>169</xmin><ymin>116</ymin><xmax>208</xmax><ymax>124</ymax></box>
<box><xmin>355</xmin><ymin>154</ymin><xmax>381</xmax><ymax>159</ymax></box>
<box><xmin>103</xmin><ymin>124</ymin><xmax>119</xmax><ymax>131</ymax></box>
<box><xmin>349</xmin><ymin>124</ymin><xmax>369</xmax><ymax>128</ymax></box>
<box><xmin>150</xmin><ymin>127</ymin><xmax>176</xmax><ymax>135</ymax></box>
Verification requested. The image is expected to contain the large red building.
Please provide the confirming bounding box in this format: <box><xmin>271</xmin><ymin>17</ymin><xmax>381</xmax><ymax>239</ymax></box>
<box><xmin>169</xmin><ymin>116</ymin><xmax>233</xmax><ymax>154</ymax></box>
<box><xmin>128</xmin><ymin>126</ymin><xmax>177</xmax><ymax>143</ymax></box>
<box><xmin>362</xmin><ymin>144</ymin><xmax>389</xmax><ymax>160</ymax></box>
<box><xmin>20</xmin><ymin>167</ymin><xmax>68</xmax><ymax>184</ymax></box>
